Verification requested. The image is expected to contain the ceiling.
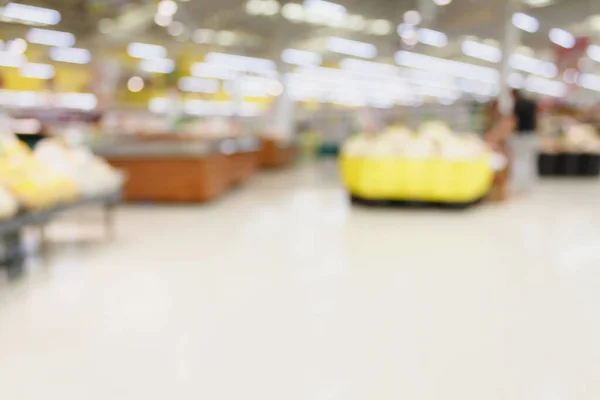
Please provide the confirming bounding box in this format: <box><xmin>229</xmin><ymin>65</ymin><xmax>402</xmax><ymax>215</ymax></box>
<box><xmin>0</xmin><ymin>0</ymin><xmax>599</xmax><ymax>64</ymax></box>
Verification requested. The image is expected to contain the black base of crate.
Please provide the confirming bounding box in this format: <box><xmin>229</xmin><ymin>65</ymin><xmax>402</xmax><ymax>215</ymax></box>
<box><xmin>350</xmin><ymin>195</ymin><xmax>484</xmax><ymax>210</ymax></box>
<box><xmin>538</xmin><ymin>153</ymin><xmax>600</xmax><ymax>177</ymax></box>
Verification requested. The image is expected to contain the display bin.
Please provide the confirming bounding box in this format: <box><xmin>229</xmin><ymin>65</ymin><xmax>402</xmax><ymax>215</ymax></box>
<box><xmin>341</xmin><ymin>155</ymin><xmax>494</xmax><ymax>204</ymax></box>
<box><xmin>259</xmin><ymin>139</ymin><xmax>297</xmax><ymax>167</ymax></box>
<box><xmin>538</xmin><ymin>153</ymin><xmax>600</xmax><ymax>177</ymax></box>
<box><xmin>94</xmin><ymin>138</ymin><xmax>253</xmax><ymax>203</ymax></box>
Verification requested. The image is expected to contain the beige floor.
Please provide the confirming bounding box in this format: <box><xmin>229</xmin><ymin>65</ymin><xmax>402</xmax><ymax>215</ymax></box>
<box><xmin>1</xmin><ymin>162</ymin><xmax>600</xmax><ymax>399</ymax></box>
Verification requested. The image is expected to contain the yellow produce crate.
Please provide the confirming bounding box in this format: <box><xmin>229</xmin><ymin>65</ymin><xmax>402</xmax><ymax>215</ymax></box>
<box><xmin>340</xmin><ymin>155</ymin><xmax>494</xmax><ymax>203</ymax></box>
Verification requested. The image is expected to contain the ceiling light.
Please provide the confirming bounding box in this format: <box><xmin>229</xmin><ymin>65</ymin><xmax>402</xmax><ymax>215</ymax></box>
<box><xmin>2</xmin><ymin>3</ymin><xmax>61</xmax><ymax>25</ymax></box>
<box><xmin>55</xmin><ymin>93</ymin><xmax>97</xmax><ymax>110</ymax></box>
<box><xmin>433</xmin><ymin>0</ymin><xmax>452</xmax><ymax>5</ymax></box>
<box><xmin>127</xmin><ymin>42</ymin><xmax>166</xmax><ymax>59</ymax></box>
<box><xmin>154</xmin><ymin>13</ymin><xmax>171</xmax><ymax>27</ymax></box>
<box><xmin>20</xmin><ymin>62</ymin><xmax>54</xmax><ymax>79</ymax></box>
<box><xmin>418</xmin><ymin>28</ymin><xmax>447</xmax><ymax>47</ymax></box>
<box><xmin>205</xmin><ymin>52</ymin><xmax>276</xmax><ymax>73</ymax></box>
<box><xmin>512</xmin><ymin>12</ymin><xmax>539</xmax><ymax>33</ymax></box>
<box><xmin>367</xmin><ymin>19</ymin><xmax>392</xmax><ymax>35</ymax></box>
<box><xmin>98</xmin><ymin>19</ymin><xmax>114</xmax><ymax>34</ymax></box>
<box><xmin>587</xmin><ymin>44</ymin><xmax>600</xmax><ymax>62</ymax></box>
<box><xmin>590</xmin><ymin>15</ymin><xmax>600</xmax><ymax>32</ymax></box>
<box><xmin>7</xmin><ymin>38</ymin><xmax>27</xmax><ymax>54</ymax></box>
<box><xmin>346</xmin><ymin>14</ymin><xmax>365</xmax><ymax>31</ymax></box>
<box><xmin>49</xmin><ymin>47</ymin><xmax>91</xmax><ymax>64</ymax></box>
<box><xmin>157</xmin><ymin>0</ymin><xmax>177</xmax><ymax>17</ymax></box>
<box><xmin>217</xmin><ymin>31</ymin><xmax>237</xmax><ymax>46</ymax></box>
<box><xmin>525</xmin><ymin>0</ymin><xmax>554</xmax><ymax>7</ymax></box>
<box><xmin>281</xmin><ymin>3</ymin><xmax>304</xmax><ymax>21</ymax></box>
<box><xmin>304</xmin><ymin>0</ymin><xmax>345</xmax><ymax>17</ymax></box>
<box><xmin>340</xmin><ymin>58</ymin><xmax>400</xmax><ymax>76</ymax></box>
<box><xmin>579</xmin><ymin>73</ymin><xmax>600</xmax><ymax>91</ymax></box>
<box><xmin>178</xmin><ymin>77</ymin><xmax>219</xmax><ymax>93</ymax></box>
<box><xmin>509</xmin><ymin>53</ymin><xmax>557</xmax><ymax>78</ymax></box>
<box><xmin>127</xmin><ymin>76</ymin><xmax>144</xmax><ymax>92</ymax></box>
<box><xmin>525</xmin><ymin>75</ymin><xmax>565</xmax><ymax>97</ymax></box>
<box><xmin>268</xmin><ymin>80</ymin><xmax>284</xmax><ymax>96</ymax></box>
<box><xmin>402</xmin><ymin>30</ymin><xmax>419</xmax><ymax>46</ymax></box>
<box><xmin>246</xmin><ymin>0</ymin><xmax>262</xmax><ymax>15</ymax></box>
<box><xmin>563</xmin><ymin>69</ymin><xmax>579</xmax><ymax>84</ymax></box>
<box><xmin>507</xmin><ymin>72</ymin><xmax>524</xmax><ymax>88</ymax></box>
<box><xmin>193</xmin><ymin>29</ymin><xmax>216</xmax><ymax>44</ymax></box>
<box><xmin>0</xmin><ymin>52</ymin><xmax>25</xmax><ymax>67</ymax></box>
<box><xmin>462</xmin><ymin>40</ymin><xmax>502</xmax><ymax>63</ymax></box>
<box><xmin>26</xmin><ymin>28</ymin><xmax>75</xmax><ymax>47</ymax></box>
<box><xmin>191</xmin><ymin>62</ymin><xmax>237</xmax><ymax>80</ymax></box>
<box><xmin>326</xmin><ymin>37</ymin><xmax>376</xmax><ymax>59</ymax></box>
<box><xmin>261</xmin><ymin>0</ymin><xmax>280</xmax><ymax>15</ymax></box>
<box><xmin>395</xmin><ymin>50</ymin><xmax>499</xmax><ymax>83</ymax></box>
<box><xmin>139</xmin><ymin>58</ymin><xmax>175</xmax><ymax>74</ymax></box>
<box><xmin>549</xmin><ymin>28</ymin><xmax>575</xmax><ymax>48</ymax></box>
<box><xmin>404</xmin><ymin>10</ymin><xmax>421</xmax><ymax>26</ymax></box>
<box><xmin>168</xmin><ymin>21</ymin><xmax>184</xmax><ymax>36</ymax></box>
<box><xmin>281</xmin><ymin>48</ymin><xmax>322</xmax><ymax>66</ymax></box>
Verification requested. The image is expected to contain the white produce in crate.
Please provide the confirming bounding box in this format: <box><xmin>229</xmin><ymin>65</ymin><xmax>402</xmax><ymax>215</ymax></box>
<box><xmin>34</xmin><ymin>140</ymin><xmax>124</xmax><ymax>197</ymax></box>
<box><xmin>0</xmin><ymin>185</ymin><xmax>18</xmax><ymax>220</ymax></box>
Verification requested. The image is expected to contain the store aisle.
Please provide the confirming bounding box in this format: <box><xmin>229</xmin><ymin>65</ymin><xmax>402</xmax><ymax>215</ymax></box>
<box><xmin>2</xmin><ymin>162</ymin><xmax>600</xmax><ymax>399</ymax></box>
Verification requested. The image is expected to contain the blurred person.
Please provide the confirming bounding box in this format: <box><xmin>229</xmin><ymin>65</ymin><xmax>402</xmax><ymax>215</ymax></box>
<box><xmin>508</xmin><ymin>89</ymin><xmax>539</xmax><ymax>193</ymax></box>
<box><xmin>485</xmin><ymin>99</ymin><xmax>515</xmax><ymax>201</ymax></box>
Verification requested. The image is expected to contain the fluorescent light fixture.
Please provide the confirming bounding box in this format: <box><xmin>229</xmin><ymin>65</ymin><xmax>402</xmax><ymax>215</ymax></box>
<box><xmin>368</xmin><ymin>19</ymin><xmax>392</xmax><ymax>35</ymax></box>
<box><xmin>2</xmin><ymin>3</ymin><xmax>61</xmax><ymax>25</ymax></box>
<box><xmin>178</xmin><ymin>77</ymin><xmax>219</xmax><ymax>93</ymax></box>
<box><xmin>326</xmin><ymin>37</ymin><xmax>376</xmax><ymax>59</ymax></box>
<box><xmin>461</xmin><ymin>40</ymin><xmax>502</xmax><ymax>63</ymax></box>
<box><xmin>260</xmin><ymin>0</ymin><xmax>280</xmax><ymax>16</ymax></box>
<box><xmin>508</xmin><ymin>72</ymin><xmax>525</xmax><ymax>88</ymax></box>
<box><xmin>579</xmin><ymin>73</ymin><xmax>600</xmax><ymax>91</ymax></box>
<box><xmin>20</xmin><ymin>62</ymin><xmax>54</xmax><ymax>79</ymax></box>
<box><xmin>418</xmin><ymin>28</ymin><xmax>448</xmax><ymax>47</ymax></box>
<box><xmin>587</xmin><ymin>44</ymin><xmax>600</xmax><ymax>62</ymax></box>
<box><xmin>404</xmin><ymin>10</ymin><xmax>421</xmax><ymax>25</ymax></box>
<box><xmin>56</xmin><ymin>93</ymin><xmax>97</xmax><ymax>110</ymax></box>
<box><xmin>281</xmin><ymin>48</ymin><xmax>322</xmax><ymax>66</ymax></box>
<box><xmin>191</xmin><ymin>62</ymin><xmax>237</xmax><ymax>80</ymax></box>
<box><xmin>192</xmin><ymin>29</ymin><xmax>216</xmax><ymax>44</ymax></box>
<box><xmin>304</xmin><ymin>0</ymin><xmax>346</xmax><ymax>17</ymax></box>
<box><xmin>7</xmin><ymin>38</ymin><xmax>27</xmax><ymax>54</ymax></box>
<box><xmin>433</xmin><ymin>0</ymin><xmax>452</xmax><ymax>5</ymax></box>
<box><xmin>157</xmin><ymin>0</ymin><xmax>177</xmax><ymax>17</ymax></box>
<box><xmin>26</xmin><ymin>28</ymin><xmax>74</xmax><ymax>47</ymax></box>
<box><xmin>139</xmin><ymin>58</ymin><xmax>175</xmax><ymax>74</ymax></box>
<box><xmin>205</xmin><ymin>52</ymin><xmax>276</xmax><ymax>73</ymax></box>
<box><xmin>0</xmin><ymin>51</ymin><xmax>25</xmax><ymax>67</ymax></box>
<box><xmin>49</xmin><ymin>47</ymin><xmax>91</xmax><ymax>64</ymax></box>
<box><xmin>525</xmin><ymin>75</ymin><xmax>565</xmax><ymax>97</ymax></box>
<box><xmin>512</xmin><ymin>12</ymin><xmax>539</xmax><ymax>33</ymax></box>
<box><xmin>154</xmin><ymin>13</ymin><xmax>171</xmax><ymax>27</ymax></box>
<box><xmin>549</xmin><ymin>28</ymin><xmax>575</xmax><ymax>49</ymax></box>
<box><xmin>225</xmin><ymin>76</ymin><xmax>274</xmax><ymax>97</ymax></box>
<box><xmin>345</xmin><ymin>14</ymin><xmax>365</xmax><ymax>31</ymax></box>
<box><xmin>525</xmin><ymin>0</ymin><xmax>554</xmax><ymax>7</ymax></box>
<box><xmin>510</xmin><ymin>53</ymin><xmax>557</xmax><ymax>78</ymax></box>
<box><xmin>340</xmin><ymin>58</ymin><xmax>400</xmax><ymax>76</ymax></box>
<box><xmin>149</xmin><ymin>97</ymin><xmax>168</xmax><ymax>113</ymax></box>
<box><xmin>167</xmin><ymin>21</ymin><xmax>184</xmax><ymax>36</ymax></box>
<box><xmin>281</xmin><ymin>3</ymin><xmax>304</xmax><ymax>21</ymax></box>
<box><xmin>395</xmin><ymin>50</ymin><xmax>499</xmax><ymax>83</ymax></box>
<box><xmin>127</xmin><ymin>42</ymin><xmax>166</xmax><ymax>59</ymax></box>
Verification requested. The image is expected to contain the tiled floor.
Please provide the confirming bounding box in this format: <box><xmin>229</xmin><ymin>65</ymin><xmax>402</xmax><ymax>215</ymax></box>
<box><xmin>1</xmin><ymin>161</ymin><xmax>600</xmax><ymax>399</ymax></box>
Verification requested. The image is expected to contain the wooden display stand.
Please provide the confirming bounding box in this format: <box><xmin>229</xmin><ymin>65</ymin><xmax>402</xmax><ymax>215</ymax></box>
<box><xmin>259</xmin><ymin>139</ymin><xmax>297</xmax><ymax>167</ymax></box>
<box><xmin>106</xmin><ymin>155</ymin><xmax>231</xmax><ymax>203</ymax></box>
<box><xmin>227</xmin><ymin>151</ymin><xmax>260</xmax><ymax>185</ymax></box>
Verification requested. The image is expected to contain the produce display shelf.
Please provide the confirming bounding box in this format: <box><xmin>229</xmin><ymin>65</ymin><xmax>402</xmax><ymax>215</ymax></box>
<box><xmin>93</xmin><ymin>137</ymin><xmax>260</xmax><ymax>203</ymax></box>
<box><xmin>538</xmin><ymin>153</ymin><xmax>600</xmax><ymax>177</ymax></box>
<box><xmin>259</xmin><ymin>139</ymin><xmax>298</xmax><ymax>168</ymax></box>
<box><xmin>0</xmin><ymin>190</ymin><xmax>121</xmax><ymax>273</ymax></box>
